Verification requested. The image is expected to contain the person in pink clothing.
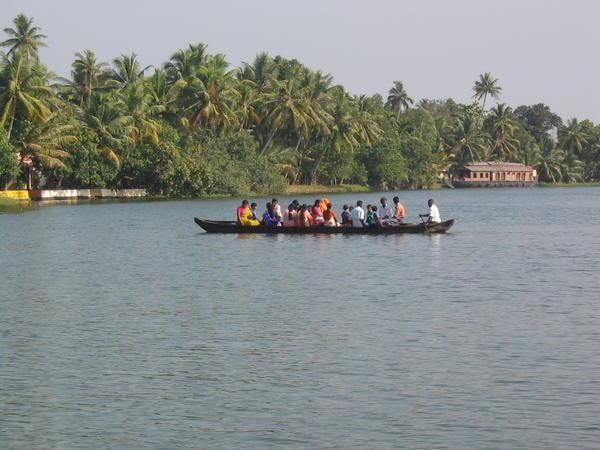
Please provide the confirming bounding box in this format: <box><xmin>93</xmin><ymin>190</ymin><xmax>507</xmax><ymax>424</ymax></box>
<box><xmin>311</xmin><ymin>199</ymin><xmax>324</xmax><ymax>225</ymax></box>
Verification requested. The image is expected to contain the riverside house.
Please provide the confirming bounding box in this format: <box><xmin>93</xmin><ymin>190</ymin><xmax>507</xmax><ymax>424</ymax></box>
<box><xmin>450</xmin><ymin>162</ymin><xmax>537</xmax><ymax>187</ymax></box>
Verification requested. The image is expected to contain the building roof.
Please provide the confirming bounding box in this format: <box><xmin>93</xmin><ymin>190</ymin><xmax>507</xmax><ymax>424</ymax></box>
<box><xmin>460</xmin><ymin>161</ymin><xmax>534</xmax><ymax>172</ymax></box>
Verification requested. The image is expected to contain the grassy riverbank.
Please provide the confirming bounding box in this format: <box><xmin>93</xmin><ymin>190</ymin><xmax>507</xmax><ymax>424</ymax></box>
<box><xmin>285</xmin><ymin>184</ymin><xmax>371</xmax><ymax>195</ymax></box>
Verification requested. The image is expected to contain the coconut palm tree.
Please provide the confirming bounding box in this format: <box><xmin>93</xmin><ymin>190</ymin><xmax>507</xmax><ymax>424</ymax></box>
<box><xmin>0</xmin><ymin>51</ymin><xmax>53</xmax><ymax>139</ymax></box>
<box><xmin>179</xmin><ymin>55</ymin><xmax>239</xmax><ymax>132</ymax></box>
<box><xmin>472</xmin><ymin>72</ymin><xmax>501</xmax><ymax>110</ymax></box>
<box><xmin>119</xmin><ymin>82</ymin><xmax>162</xmax><ymax>145</ymax></box>
<box><xmin>81</xmin><ymin>94</ymin><xmax>133</xmax><ymax>165</ymax></box>
<box><xmin>558</xmin><ymin>118</ymin><xmax>588</xmax><ymax>158</ymax></box>
<box><xmin>239</xmin><ymin>52</ymin><xmax>277</xmax><ymax>90</ymax></box>
<box><xmin>386</xmin><ymin>81</ymin><xmax>413</xmax><ymax>120</ymax></box>
<box><xmin>431</xmin><ymin>115</ymin><xmax>452</xmax><ymax>154</ymax></box>
<box><xmin>487</xmin><ymin>103</ymin><xmax>519</xmax><ymax>160</ymax></box>
<box><xmin>16</xmin><ymin>115</ymin><xmax>75</xmax><ymax>188</ymax></box>
<box><xmin>164</xmin><ymin>43</ymin><xmax>207</xmax><ymax>83</ymax></box>
<box><xmin>61</xmin><ymin>50</ymin><xmax>108</xmax><ymax>108</ymax></box>
<box><xmin>537</xmin><ymin>136</ymin><xmax>564</xmax><ymax>182</ymax></box>
<box><xmin>355</xmin><ymin>95</ymin><xmax>382</xmax><ymax>148</ymax></box>
<box><xmin>261</xmin><ymin>77</ymin><xmax>314</xmax><ymax>155</ymax></box>
<box><xmin>517</xmin><ymin>136</ymin><xmax>541</xmax><ymax>168</ymax></box>
<box><xmin>300</xmin><ymin>70</ymin><xmax>334</xmax><ymax>138</ymax></box>
<box><xmin>106</xmin><ymin>53</ymin><xmax>151</xmax><ymax>89</ymax></box>
<box><xmin>1</xmin><ymin>14</ymin><xmax>47</xmax><ymax>61</ymax></box>
<box><xmin>451</xmin><ymin>116</ymin><xmax>489</xmax><ymax>163</ymax></box>
<box><xmin>146</xmin><ymin>68</ymin><xmax>181</xmax><ymax>119</ymax></box>
<box><xmin>560</xmin><ymin>150</ymin><xmax>583</xmax><ymax>183</ymax></box>
<box><xmin>310</xmin><ymin>87</ymin><xmax>354</xmax><ymax>183</ymax></box>
<box><xmin>235</xmin><ymin>79</ymin><xmax>261</xmax><ymax>131</ymax></box>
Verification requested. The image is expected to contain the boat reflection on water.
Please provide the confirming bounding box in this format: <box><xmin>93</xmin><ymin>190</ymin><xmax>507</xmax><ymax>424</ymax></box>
<box><xmin>236</xmin><ymin>233</ymin><xmax>256</xmax><ymax>241</ymax></box>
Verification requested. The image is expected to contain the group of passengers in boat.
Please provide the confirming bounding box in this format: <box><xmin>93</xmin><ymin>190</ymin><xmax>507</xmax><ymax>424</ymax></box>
<box><xmin>236</xmin><ymin>196</ymin><xmax>441</xmax><ymax>228</ymax></box>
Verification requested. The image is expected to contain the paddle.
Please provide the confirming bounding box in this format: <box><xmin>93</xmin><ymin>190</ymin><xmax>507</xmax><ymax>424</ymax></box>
<box><xmin>419</xmin><ymin>214</ymin><xmax>431</xmax><ymax>233</ymax></box>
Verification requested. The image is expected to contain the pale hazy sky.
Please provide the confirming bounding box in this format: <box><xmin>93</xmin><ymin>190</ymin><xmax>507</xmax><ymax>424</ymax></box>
<box><xmin>4</xmin><ymin>0</ymin><xmax>600</xmax><ymax>121</ymax></box>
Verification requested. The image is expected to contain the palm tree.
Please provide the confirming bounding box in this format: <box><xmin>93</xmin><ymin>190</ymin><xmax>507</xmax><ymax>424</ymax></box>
<box><xmin>106</xmin><ymin>53</ymin><xmax>151</xmax><ymax>89</ymax></box>
<box><xmin>81</xmin><ymin>94</ymin><xmax>133</xmax><ymax>165</ymax></box>
<box><xmin>431</xmin><ymin>115</ymin><xmax>452</xmax><ymax>153</ymax></box>
<box><xmin>119</xmin><ymin>81</ymin><xmax>165</xmax><ymax>145</ymax></box>
<box><xmin>560</xmin><ymin>150</ymin><xmax>583</xmax><ymax>183</ymax></box>
<box><xmin>146</xmin><ymin>68</ymin><xmax>181</xmax><ymax>119</ymax></box>
<box><xmin>16</xmin><ymin>116</ymin><xmax>75</xmax><ymax>188</ymax></box>
<box><xmin>451</xmin><ymin>116</ymin><xmax>489</xmax><ymax>163</ymax></box>
<box><xmin>261</xmin><ymin>76</ymin><xmax>316</xmax><ymax>157</ymax></box>
<box><xmin>310</xmin><ymin>87</ymin><xmax>354</xmax><ymax>183</ymax></box>
<box><xmin>487</xmin><ymin>103</ymin><xmax>519</xmax><ymax>160</ymax></box>
<box><xmin>301</xmin><ymin>70</ymin><xmax>334</xmax><ymax>136</ymax></box>
<box><xmin>180</xmin><ymin>55</ymin><xmax>238</xmax><ymax>132</ymax></box>
<box><xmin>472</xmin><ymin>72</ymin><xmax>501</xmax><ymax>110</ymax></box>
<box><xmin>537</xmin><ymin>136</ymin><xmax>564</xmax><ymax>182</ymax></box>
<box><xmin>354</xmin><ymin>95</ymin><xmax>382</xmax><ymax>148</ymax></box>
<box><xmin>517</xmin><ymin>137</ymin><xmax>541</xmax><ymax>168</ymax></box>
<box><xmin>239</xmin><ymin>52</ymin><xmax>277</xmax><ymax>90</ymax></box>
<box><xmin>558</xmin><ymin>118</ymin><xmax>588</xmax><ymax>158</ymax></box>
<box><xmin>164</xmin><ymin>43</ymin><xmax>207</xmax><ymax>83</ymax></box>
<box><xmin>0</xmin><ymin>51</ymin><xmax>53</xmax><ymax>139</ymax></box>
<box><xmin>386</xmin><ymin>81</ymin><xmax>413</xmax><ymax>120</ymax></box>
<box><xmin>235</xmin><ymin>79</ymin><xmax>261</xmax><ymax>131</ymax></box>
<box><xmin>1</xmin><ymin>14</ymin><xmax>47</xmax><ymax>61</ymax></box>
<box><xmin>62</xmin><ymin>50</ymin><xmax>108</xmax><ymax>108</ymax></box>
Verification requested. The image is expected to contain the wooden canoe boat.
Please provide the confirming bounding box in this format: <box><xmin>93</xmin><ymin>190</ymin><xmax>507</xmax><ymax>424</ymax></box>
<box><xmin>194</xmin><ymin>217</ymin><xmax>454</xmax><ymax>234</ymax></box>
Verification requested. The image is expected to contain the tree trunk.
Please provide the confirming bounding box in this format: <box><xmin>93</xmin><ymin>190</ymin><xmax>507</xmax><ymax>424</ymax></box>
<box><xmin>292</xmin><ymin>138</ymin><xmax>303</xmax><ymax>184</ymax></box>
<box><xmin>396</xmin><ymin>107</ymin><xmax>401</xmax><ymax>121</ymax></box>
<box><xmin>259</xmin><ymin>129</ymin><xmax>277</xmax><ymax>156</ymax></box>
<box><xmin>311</xmin><ymin>145</ymin><xmax>329</xmax><ymax>185</ymax></box>
<box><xmin>7</xmin><ymin>108</ymin><xmax>16</xmax><ymax>140</ymax></box>
<box><xmin>27</xmin><ymin>167</ymin><xmax>32</xmax><ymax>190</ymax></box>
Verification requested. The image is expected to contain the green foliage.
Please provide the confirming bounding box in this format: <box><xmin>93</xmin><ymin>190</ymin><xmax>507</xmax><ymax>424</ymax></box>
<box><xmin>400</xmin><ymin>136</ymin><xmax>439</xmax><ymax>187</ymax></box>
<box><xmin>360</xmin><ymin>118</ymin><xmax>406</xmax><ymax>188</ymax></box>
<box><xmin>1</xmin><ymin>14</ymin><xmax>600</xmax><ymax>196</ymax></box>
<box><xmin>48</xmin><ymin>131</ymin><xmax>118</xmax><ymax>188</ymax></box>
<box><xmin>0</xmin><ymin>127</ymin><xmax>19</xmax><ymax>188</ymax></box>
<box><xmin>514</xmin><ymin>104</ymin><xmax>562</xmax><ymax>143</ymax></box>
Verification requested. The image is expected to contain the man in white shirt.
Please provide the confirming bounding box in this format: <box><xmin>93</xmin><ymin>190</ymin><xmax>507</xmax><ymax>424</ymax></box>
<box><xmin>420</xmin><ymin>199</ymin><xmax>441</xmax><ymax>223</ymax></box>
<box><xmin>350</xmin><ymin>200</ymin><xmax>365</xmax><ymax>227</ymax></box>
<box><xmin>272</xmin><ymin>198</ymin><xmax>283</xmax><ymax>221</ymax></box>
<box><xmin>379</xmin><ymin>197</ymin><xmax>393</xmax><ymax>220</ymax></box>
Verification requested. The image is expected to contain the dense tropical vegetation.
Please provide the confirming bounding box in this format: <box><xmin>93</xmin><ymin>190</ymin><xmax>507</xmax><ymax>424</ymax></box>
<box><xmin>1</xmin><ymin>14</ymin><xmax>599</xmax><ymax>195</ymax></box>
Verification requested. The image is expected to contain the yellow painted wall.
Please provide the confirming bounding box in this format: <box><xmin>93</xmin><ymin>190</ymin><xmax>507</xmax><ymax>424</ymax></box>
<box><xmin>0</xmin><ymin>190</ymin><xmax>30</xmax><ymax>199</ymax></box>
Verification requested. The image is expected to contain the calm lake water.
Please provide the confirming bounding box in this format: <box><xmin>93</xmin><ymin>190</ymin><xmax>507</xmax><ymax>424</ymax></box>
<box><xmin>1</xmin><ymin>187</ymin><xmax>599</xmax><ymax>449</ymax></box>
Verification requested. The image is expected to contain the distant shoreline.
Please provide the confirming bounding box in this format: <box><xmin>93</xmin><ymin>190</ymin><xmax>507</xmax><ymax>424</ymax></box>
<box><xmin>3</xmin><ymin>182</ymin><xmax>600</xmax><ymax>214</ymax></box>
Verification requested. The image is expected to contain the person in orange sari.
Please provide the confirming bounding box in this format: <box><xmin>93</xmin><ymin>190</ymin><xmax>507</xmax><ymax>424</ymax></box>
<box><xmin>236</xmin><ymin>200</ymin><xmax>260</xmax><ymax>226</ymax></box>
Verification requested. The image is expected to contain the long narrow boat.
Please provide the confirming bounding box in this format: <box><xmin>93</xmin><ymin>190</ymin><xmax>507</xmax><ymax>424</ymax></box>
<box><xmin>194</xmin><ymin>217</ymin><xmax>455</xmax><ymax>234</ymax></box>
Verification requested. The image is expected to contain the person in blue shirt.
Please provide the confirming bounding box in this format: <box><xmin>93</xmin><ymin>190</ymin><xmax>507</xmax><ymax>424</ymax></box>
<box><xmin>262</xmin><ymin>202</ymin><xmax>281</xmax><ymax>226</ymax></box>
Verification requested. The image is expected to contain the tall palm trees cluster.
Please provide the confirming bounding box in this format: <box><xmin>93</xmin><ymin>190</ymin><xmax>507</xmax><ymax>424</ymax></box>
<box><xmin>1</xmin><ymin>15</ymin><xmax>599</xmax><ymax>194</ymax></box>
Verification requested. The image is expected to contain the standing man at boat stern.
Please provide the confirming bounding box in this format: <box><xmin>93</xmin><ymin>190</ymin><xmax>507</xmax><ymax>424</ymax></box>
<box><xmin>420</xmin><ymin>199</ymin><xmax>442</xmax><ymax>224</ymax></box>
